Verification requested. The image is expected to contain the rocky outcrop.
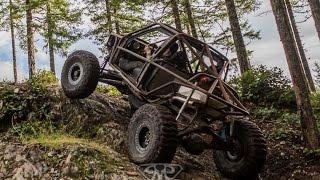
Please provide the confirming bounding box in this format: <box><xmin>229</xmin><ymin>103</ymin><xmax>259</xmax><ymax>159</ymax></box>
<box><xmin>0</xmin><ymin>83</ymin><xmax>221</xmax><ymax>179</ymax></box>
<box><xmin>2</xmin><ymin>82</ymin><xmax>320</xmax><ymax>179</ymax></box>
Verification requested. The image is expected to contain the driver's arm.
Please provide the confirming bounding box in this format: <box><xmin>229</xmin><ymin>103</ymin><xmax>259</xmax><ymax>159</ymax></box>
<box><xmin>144</xmin><ymin>45</ymin><xmax>152</xmax><ymax>59</ymax></box>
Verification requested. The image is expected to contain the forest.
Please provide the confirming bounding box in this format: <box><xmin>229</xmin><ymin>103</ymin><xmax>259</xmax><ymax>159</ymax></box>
<box><xmin>0</xmin><ymin>0</ymin><xmax>320</xmax><ymax>179</ymax></box>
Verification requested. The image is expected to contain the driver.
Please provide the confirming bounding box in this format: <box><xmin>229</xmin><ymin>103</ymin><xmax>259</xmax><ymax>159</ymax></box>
<box><xmin>119</xmin><ymin>42</ymin><xmax>190</xmax><ymax>78</ymax></box>
<box><xmin>162</xmin><ymin>43</ymin><xmax>188</xmax><ymax>72</ymax></box>
<box><xmin>119</xmin><ymin>43</ymin><xmax>158</xmax><ymax>78</ymax></box>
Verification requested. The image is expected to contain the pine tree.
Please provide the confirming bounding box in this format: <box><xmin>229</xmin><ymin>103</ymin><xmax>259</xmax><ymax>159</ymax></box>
<box><xmin>270</xmin><ymin>0</ymin><xmax>319</xmax><ymax>149</ymax></box>
<box><xmin>183</xmin><ymin>0</ymin><xmax>198</xmax><ymax>38</ymax></box>
<box><xmin>26</xmin><ymin>0</ymin><xmax>36</xmax><ymax>78</ymax></box>
<box><xmin>144</xmin><ymin>0</ymin><xmax>181</xmax><ymax>33</ymax></box>
<box><xmin>37</xmin><ymin>0</ymin><xmax>82</xmax><ymax>74</ymax></box>
<box><xmin>84</xmin><ymin>0</ymin><xmax>145</xmax><ymax>51</ymax></box>
<box><xmin>170</xmin><ymin>0</ymin><xmax>182</xmax><ymax>31</ymax></box>
<box><xmin>113</xmin><ymin>7</ymin><xmax>120</xmax><ymax>33</ymax></box>
<box><xmin>105</xmin><ymin>0</ymin><xmax>112</xmax><ymax>33</ymax></box>
<box><xmin>308</xmin><ymin>0</ymin><xmax>320</xmax><ymax>40</ymax></box>
<box><xmin>112</xmin><ymin>1</ymin><xmax>145</xmax><ymax>33</ymax></box>
<box><xmin>85</xmin><ymin>0</ymin><xmax>114</xmax><ymax>46</ymax></box>
<box><xmin>9</xmin><ymin>0</ymin><xmax>18</xmax><ymax>82</ymax></box>
<box><xmin>146</xmin><ymin>0</ymin><xmax>261</xmax><ymax>57</ymax></box>
<box><xmin>284</xmin><ymin>0</ymin><xmax>316</xmax><ymax>92</ymax></box>
<box><xmin>225</xmin><ymin>0</ymin><xmax>250</xmax><ymax>74</ymax></box>
<box><xmin>46</xmin><ymin>0</ymin><xmax>54</xmax><ymax>74</ymax></box>
<box><xmin>0</xmin><ymin>0</ymin><xmax>22</xmax><ymax>82</ymax></box>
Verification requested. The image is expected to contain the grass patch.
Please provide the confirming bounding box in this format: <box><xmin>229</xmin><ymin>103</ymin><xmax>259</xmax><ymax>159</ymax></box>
<box><xmin>23</xmin><ymin>133</ymin><xmax>123</xmax><ymax>176</ymax></box>
<box><xmin>253</xmin><ymin>106</ymin><xmax>281</xmax><ymax>121</ymax></box>
<box><xmin>23</xmin><ymin>133</ymin><xmax>116</xmax><ymax>156</ymax></box>
<box><xmin>11</xmin><ymin>119</ymin><xmax>121</xmax><ymax>158</ymax></box>
<box><xmin>96</xmin><ymin>85</ymin><xmax>121</xmax><ymax>96</ymax></box>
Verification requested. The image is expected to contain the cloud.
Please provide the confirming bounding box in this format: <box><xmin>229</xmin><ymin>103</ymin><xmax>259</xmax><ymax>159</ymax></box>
<box><xmin>246</xmin><ymin>1</ymin><xmax>320</xmax><ymax>78</ymax></box>
<box><xmin>0</xmin><ymin>32</ymin><xmax>10</xmax><ymax>47</ymax></box>
<box><xmin>0</xmin><ymin>61</ymin><xmax>27</xmax><ymax>82</ymax></box>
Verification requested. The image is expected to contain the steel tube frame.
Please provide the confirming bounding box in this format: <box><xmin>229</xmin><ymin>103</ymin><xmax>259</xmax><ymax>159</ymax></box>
<box><xmin>102</xmin><ymin>23</ymin><xmax>249</xmax><ymax>116</ymax></box>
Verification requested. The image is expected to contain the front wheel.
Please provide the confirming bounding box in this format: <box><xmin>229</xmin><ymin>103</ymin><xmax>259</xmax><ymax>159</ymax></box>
<box><xmin>61</xmin><ymin>50</ymin><xmax>100</xmax><ymax>99</ymax></box>
<box><xmin>128</xmin><ymin>104</ymin><xmax>178</xmax><ymax>164</ymax></box>
<box><xmin>213</xmin><ymin>120</ymin><xmax>267</xmax><ymax>179</ymax></box>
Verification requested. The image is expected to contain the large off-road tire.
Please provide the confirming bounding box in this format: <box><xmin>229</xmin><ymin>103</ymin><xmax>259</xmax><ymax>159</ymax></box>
<box><xmin>61</xmin><ymin>50</ymin><xmax>100</xmax><ymax>99</ymax></box>
<box><xmin>213</xmin><ymin>120</ymin><xmax>267</xmax><ymax>179</ymax></box>
<box><xmin>128</xmin><ymin>104</ymin><xmax>178</xmax><ymax>164</ymax></box>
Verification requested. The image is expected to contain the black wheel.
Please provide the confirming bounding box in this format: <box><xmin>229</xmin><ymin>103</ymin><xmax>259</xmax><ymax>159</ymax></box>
<box><xmin>61</xmin><ymin>50</ymin><xmax>100</xmax><ymax>99</ymax></box>
<box><xmin>128</xmin><ymin>104</ymin><xmax>178</xmax><ymax>164</ymax></box>
<box><xmin>213</xmin><ymin>120</ymin><xmax>267</xmax><ymax>179</ymax></box>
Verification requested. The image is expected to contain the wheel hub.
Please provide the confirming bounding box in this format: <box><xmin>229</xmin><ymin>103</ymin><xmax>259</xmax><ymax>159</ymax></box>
<box><xmin>138</xmin><ymin>126</ymin><xmax>151</xmax><ymax>150</ymax></box>
<box><xmin>68</xmin><ymin>63</ymin><xmax>83</xmax><ymax>85</ymax></box>
<box><xmin>226</xmin><ymin>139</ymin><xmax>244</xmax><ymax>161</ymax></box>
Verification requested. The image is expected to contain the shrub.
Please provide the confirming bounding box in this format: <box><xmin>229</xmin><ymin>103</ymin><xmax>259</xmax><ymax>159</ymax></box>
<box><xmin>253</xmin><ymin>107</ymin><xmax>281</xmax><ymax>121</ymax></box>
<box><xmin>0</xmin><ymin>71</ymin><xmax>59</xmax><ymax>128</ymax></box>
<box><xmin>229</xmin><ymin>65</ymin><xmax>296</xmax><ymax>109</ymax></box>
<box><xmin>310</xmin><ymin>91</ymin><xmax>320</xmax><ymax>130</ymax></box>
<box><xmin>280</xmin><ymin>112</ymin><xmax>300</xmax><ymax>126</ymax></box>
<box><xmin>11</xmin><ymin>120</ymin><xmax>58</xmax><ymax>140</ymax></box>
<box><xmin>311</xmin><ymin>91</ymin><xmax>320</xmax><ymax>112</ymax></box>
<box><xmin>271</xmin><ymin>127</ymin><xmax>288</xmax><ymax>140</ymax></box>
<box><xmin>96</xmin><ymin>85</ymin><xmax>121</xmax><ymax>96</ymax></box>
<box><xmin>27</xmin><ymin>70</ymin><xmax>58</xmax><ymax>92</ymax></box>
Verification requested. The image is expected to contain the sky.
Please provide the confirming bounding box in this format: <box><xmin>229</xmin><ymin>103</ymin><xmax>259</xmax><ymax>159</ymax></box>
<box><xmin>0</xmin><ymin>0</ymin><xmax>319</xmax><ymax>82</ymax></box>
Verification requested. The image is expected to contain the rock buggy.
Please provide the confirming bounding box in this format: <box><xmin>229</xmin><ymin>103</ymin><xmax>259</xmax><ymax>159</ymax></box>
<box><xmin>61</xmin><ymin>23</ymin><xmax>267</xmax><ymax>179</ymax></box>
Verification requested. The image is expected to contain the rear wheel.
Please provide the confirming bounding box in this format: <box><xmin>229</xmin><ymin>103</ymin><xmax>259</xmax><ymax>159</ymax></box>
<box><xmin>128</xmin><ymin>104</ymin><xmax>178</xmax><ymax>164</ymax></box>
<box><xmin>61</xmin><ymin>50</ymin><xmax>100</xmax><ymax>99</ymax></box>
<box><xmin>213</xmin><ymin>120</ymin><xmax>267</xmax><ymax>179</ymax></box>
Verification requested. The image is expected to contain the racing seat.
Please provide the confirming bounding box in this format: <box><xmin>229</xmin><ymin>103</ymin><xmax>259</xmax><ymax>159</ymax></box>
<box><xmin>143</xmin><ymin>59</ymin><xmax>189</xmax><ymax>97</ymax></box>
<box><xmin>142</xmin><ymin>41</ymin><xmax>190</xmax><ymax>97</ymax></box>
<box><xmin>166</xmin><ymin>51</ymin><xmax>189</xmax><ymax>73</ymax></box>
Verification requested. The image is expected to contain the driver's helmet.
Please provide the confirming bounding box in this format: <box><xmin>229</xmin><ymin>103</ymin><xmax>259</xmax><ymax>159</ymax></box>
<box><xmin>163</xmin><ymin>42</ymin><xmax>179</xmax><ymax>57</ymax></box>
<box><xmin>169</xmin><ymin>42</ymin><xmax>179</xmax><ymax>55</ymax></box>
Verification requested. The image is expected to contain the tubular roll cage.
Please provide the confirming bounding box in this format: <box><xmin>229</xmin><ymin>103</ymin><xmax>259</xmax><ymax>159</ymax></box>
<box><xmin>100</xmin><ymin>23</ymin><xmax>249</xmax><ymax>117</ymax></box>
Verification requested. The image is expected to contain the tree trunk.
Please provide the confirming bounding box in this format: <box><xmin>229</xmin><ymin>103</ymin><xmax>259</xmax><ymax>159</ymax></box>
<box><xmin>105</xmin><ymin>0</ymin><xmax>112</xmax><ymax>33</ymax></box>
<box><xmin>270</xmin><ymin>0</ymin><xmax>319</xmax><ymax>149</ymax></box>
<box><xmin>26</xmin><ymin>0</ymin><xmax>35</xmax><ymax>78</ymax></box>
<box><xmin>170</xmin><ymin>0</ymin><xmax>182</xmax><ymax>31</ymax></box>
<box><xmin>46</xmin><ymin>2</ymin><xmax>55</xmax><ymax>75</ymax></box>
<box><xmin>113</xmin><ymin>7</ymin><xmax>120</xmax><ymax>34</ymax></box>
<box><xmin>9</xmin><ymin>0</ymin><xmax>17</xmax><ymax>83</ymax></box>
<box><xmin>185</xmin><ymin>23</ymin><xmax>191</xmax><ymax>35</ymax></box>
<box><xmin>308</xmin><ymin>0</ymin><xmax>320</xmax><ymax>40</ymax></box>
<box><xmin>225</xmin><ymin>0</ymin><xmax>250</xmax><ymax>74</ymax></box>
<box><xmin>183</xmin><ymin>0</ymin><xmax>198</xmax><ymax>38</ymax></box>
<box><xmin>285</xmin><ymin>0</ymin><xmax>316</xmax><ymax>92</ymax></box>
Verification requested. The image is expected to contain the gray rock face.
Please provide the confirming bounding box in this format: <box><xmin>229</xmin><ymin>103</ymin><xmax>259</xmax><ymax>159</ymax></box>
<box><xmin>0</xmin><ymin>140</ymin><xmax>142</xmax><ymax>179</ymax></box>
